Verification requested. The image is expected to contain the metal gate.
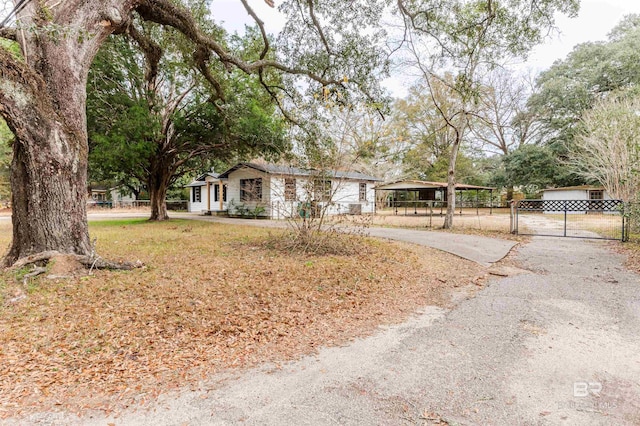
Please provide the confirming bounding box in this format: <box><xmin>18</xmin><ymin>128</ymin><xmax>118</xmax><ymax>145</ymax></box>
<box><xmin>511</xmin><ymin>199</ymin><xmax>628</xmax><ymax>241</ymax></box>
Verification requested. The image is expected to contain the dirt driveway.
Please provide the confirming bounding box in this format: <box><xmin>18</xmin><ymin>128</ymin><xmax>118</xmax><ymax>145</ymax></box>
<box><xmin>10</xmin><ymin>226</ymin><xmax>638</xmax><ymax>425</ymax></box>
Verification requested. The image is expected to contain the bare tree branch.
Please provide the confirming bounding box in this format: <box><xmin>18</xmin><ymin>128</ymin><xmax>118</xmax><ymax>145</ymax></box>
<box><xmin>239</xmin><ymin>0</ymin><xmax>270</xmax><ymax>60</ymax></box>
<box><xmin>135</xmin><ymin>0</ymin><xmax>344</xmax><ymax>87</ymax></box>
<box><xmin>0</xmin><ymin>27</ymin><xmax>17</xmax><ymax>41</ymax></box>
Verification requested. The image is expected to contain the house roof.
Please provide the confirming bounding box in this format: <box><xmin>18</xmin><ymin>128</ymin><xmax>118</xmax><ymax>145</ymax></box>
<box><xmin>196</xmin><ymin>172</ymin><xmax>220</xmax><ymax>181</ymax></box>
<box><xmin>543</xmin><ymin>185</ymin><xmax>604</xmax><ymax>192</ymax></box>
<box><xmin>185</xmin><ymin>172</ymin><xmax>225</xmax><ymax>188</ymax></box>
<box><xmin>217</xmin><ymin>162</ymin><xmax>382</xmax><ymax>181</ymax></box>
<box><xmin>374</xmin><ymin>179</ymin><xmax>495</xmax><ymax>191</ymax></box>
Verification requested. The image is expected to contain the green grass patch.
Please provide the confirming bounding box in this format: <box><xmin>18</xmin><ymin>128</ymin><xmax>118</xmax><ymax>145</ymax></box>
<box><xmin>87</xmin><ymin>218</ymin><xmax>151</xmax><ymax>227</ymax></box>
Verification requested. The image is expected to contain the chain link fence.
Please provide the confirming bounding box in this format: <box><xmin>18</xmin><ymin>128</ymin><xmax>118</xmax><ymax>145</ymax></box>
<box><xmin>624</xmin><ymin>202</ymin><xmax>640</xmax><ymax>242</ymax></box>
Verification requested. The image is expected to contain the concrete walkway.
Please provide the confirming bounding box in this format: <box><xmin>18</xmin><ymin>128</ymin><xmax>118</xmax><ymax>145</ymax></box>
<box><xmin>365</xmin><ymin>227</ymin><xmax>516</xmax><ymax>267</ymax></box>
<box><xmin>174</xmin><ymin>213</ymin><xmax>517</xmax><ymax>267</ymax></box>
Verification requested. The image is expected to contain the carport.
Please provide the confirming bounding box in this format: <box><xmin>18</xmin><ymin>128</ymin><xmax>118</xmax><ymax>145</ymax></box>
<box><xmin>374</xmin><ymin>180</ymin><xmax>495</xmax><ymax>215</ymax></box>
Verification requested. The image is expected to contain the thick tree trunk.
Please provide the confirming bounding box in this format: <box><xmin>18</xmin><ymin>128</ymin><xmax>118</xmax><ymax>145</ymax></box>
<box><xmin>0</xmin><ymin>52</ymin><xmax>93</xmax><ymax>266</ymax></box>
<box><xmin>443</xmin><ymin>140</ymin><xmax>460</xmax><ymax>229</ymax></box>
<box><xmin>148</xmin><ymin>168</ymin><xmax>171</xmax><ymax>221</ymax></box>
<box><xmin>0</xmin><ymin>1</ymin><xmax>130</xmax><ymax>267</ymax></box>
<box><xmin>506</xmin><ymin>185</ymin><xmax>514</xmax><ymax>204</ymax></box>
<box><xmin>5</xmin><ymin>132</ymin><xmax>92</xmax><ymax>266</ymax></box>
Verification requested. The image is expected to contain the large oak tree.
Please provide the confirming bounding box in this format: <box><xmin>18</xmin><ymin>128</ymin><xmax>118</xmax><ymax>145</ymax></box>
<box><xmin>0</xmin><ymin>0</ymin><xmax>388</xmax><ymax>267</ymax></box>
<box><xmin>88</xmin><ymin>23</ymin><xmax>286</xmax><ymax>221</ymax></box>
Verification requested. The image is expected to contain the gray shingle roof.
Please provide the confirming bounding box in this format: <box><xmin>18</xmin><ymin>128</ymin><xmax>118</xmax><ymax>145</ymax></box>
<box><xmin>218</xmin><ymin>162</ymin><xmax>381</xmax><ymax>181</ymax></box>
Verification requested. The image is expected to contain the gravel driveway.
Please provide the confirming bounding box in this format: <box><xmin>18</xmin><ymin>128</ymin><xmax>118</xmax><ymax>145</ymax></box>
<box><xmin>12</xmin><ymin>231</ymin><xmax>640</xmax><ymax>425</ymax></box>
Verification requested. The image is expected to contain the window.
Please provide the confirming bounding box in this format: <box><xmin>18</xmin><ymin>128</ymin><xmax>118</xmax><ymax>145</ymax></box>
<box><xmin>313</xmin><ymin>179</ymin><xmax>332</xmax><ymax>201</ymax></box>
<box><xmin>240</xmin><ymin>178</ymin><xmax>262</xmax><ymax>202</ymax></box>
<box><xmin>193</xmin><ymin>186</ymin><xmax>201</xmax><ymax>202</ymax></box>
<box><xmin>214</xmin><ymin>184</ymin><xmax>228</xmax><ymax>202</ymax></box>
<box><xmin>589</xmin><ymin>190</ymin><xmax>603</xmax><ymax>200</ymax></box>
<box><xmin>284</xmin><ymin>178</ymin><xmax>296</xmax><ymax>201</ymax></box>
<box><xmin>359</xmin><ymin>183</ymin><xmax>367</xmax><ymax>202</ymax></box>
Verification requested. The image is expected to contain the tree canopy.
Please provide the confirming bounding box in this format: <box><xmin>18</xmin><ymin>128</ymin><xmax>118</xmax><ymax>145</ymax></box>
<box><xmin>87</xmin><ymin>19</ymin><xmax>287</xmax><ymax>219</ymax></box>
<box><xmin>528</xmin><ymin>14</ymin><xmax>640</xmax><ymax>151</ymax></box>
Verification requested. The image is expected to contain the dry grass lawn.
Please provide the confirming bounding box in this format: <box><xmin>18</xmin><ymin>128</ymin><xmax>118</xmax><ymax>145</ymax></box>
<box><xmin>0</xmin><ymin>219</ymin><xmax>484</xmax><ymax>419</ymax></box>
<box><xmin>336</xmin><ymin>208</ymin><xmax>521</xmax><ymax>240</ymax></box>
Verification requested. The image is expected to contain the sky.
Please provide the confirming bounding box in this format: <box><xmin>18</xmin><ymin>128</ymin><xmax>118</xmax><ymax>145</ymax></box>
<box><xmin>212</xmin><ymin>0</ymin><xmax>640</xmax><ymax>97</ymax></box>
<box><xmin>526</xmin><ymin>0</ymin><xmax>640</xmax><ymax>71</ymax></box>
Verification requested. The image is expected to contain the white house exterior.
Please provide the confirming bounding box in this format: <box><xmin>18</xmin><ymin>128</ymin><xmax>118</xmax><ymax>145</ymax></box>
<box><xmin>216</xmin><ymin>162</ymin><xmax>380</xmax><ymax>218</ymax></box>
<box><xmin>109</xmin><ymin>186</ymin><xmax>138</xmax><ymax>206</ymax></box>
<box><xmin>541</xmin><ymin>185</ymin><xmax>614</xmax><ymax>214</ymax></box>
<box><xmin>186</xmin><ymin>172</ymin><xmax>228</xmax><ymax>213</ymax></box>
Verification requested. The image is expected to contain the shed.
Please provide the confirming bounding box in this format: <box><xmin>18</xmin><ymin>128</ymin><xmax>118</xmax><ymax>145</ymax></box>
<box><xmin>541</xmin><ymin>185</ymin><xmax>611</xmax><ymax>201</ymax></box>
<box><xmin>541</xmin><ymin>185</ymin><xmax>613</xmax><ymax>214</ymax></box>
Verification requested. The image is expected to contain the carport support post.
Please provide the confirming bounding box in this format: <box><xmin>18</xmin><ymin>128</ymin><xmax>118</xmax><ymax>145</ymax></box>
<box><xmin>476</xmin><ymin>189</ymin><xmax>479</xmax><ymax>215</ymax></box>
<box><xmin>429</xmin><ymin>201</ymin><xmax>433</xmax><ymax>228</ymax></box>
<box><xmin>490</xmin><ymin>189</ymin><xmax>493</xmax><ymax>215</ymax></box>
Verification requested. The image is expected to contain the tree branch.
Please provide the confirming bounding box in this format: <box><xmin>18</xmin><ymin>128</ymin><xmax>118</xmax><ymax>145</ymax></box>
<box><xmin>127</xmin><ymin>21</ymin><xmax>162</xmax><ymax>94</ymax></box>
<box><xmin>239</xmin><ymin>0</ymin><xmax>270</xmax><ymax>60</ymax></box>
<box><xmin>193</xmin><ymin>46</ymin><xmax>225</xmax><ymax>103</ymax></box>
<box><xmin>135</xmin><ymin>0</ymin><xmax>344</xmax><ymax>87</ymax></box>
<box><xmin>0</xmin><ymin>27</ymin><xmax>17</xmax><ymax>41</ymax></box>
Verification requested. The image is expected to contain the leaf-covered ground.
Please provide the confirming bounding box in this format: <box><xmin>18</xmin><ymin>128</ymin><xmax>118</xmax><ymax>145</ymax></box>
<box><xmin>0</xmin><ymin>219</ymin><xmax>484</xmax><ymax>418</ymax></box>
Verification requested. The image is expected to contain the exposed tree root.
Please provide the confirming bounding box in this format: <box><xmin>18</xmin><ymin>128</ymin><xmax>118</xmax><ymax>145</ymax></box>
<box><xmin>22</xmin><ymin>266</ymin><xmax>47</xmax><ymax>285</ymax></box>
<box><xmin>8</xmin><ymin>251</ymin><xmax>141</xmax><ymax>272</ymax></box>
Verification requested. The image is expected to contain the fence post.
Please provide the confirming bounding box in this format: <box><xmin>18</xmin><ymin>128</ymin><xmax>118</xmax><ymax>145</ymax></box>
<box><xmin>622</xmin><ymin>202</ymin><xmax>629</xmax><ymax>242</ymax></box>
<box><xmin>563</xmin><ymin>200</ymin><xmax>567</xmax><ymax>237</ymax></box>
<box><xmin>509</xmin><ymin>200</ymin><xmax>516</xmax><ymax>234</ymax></box>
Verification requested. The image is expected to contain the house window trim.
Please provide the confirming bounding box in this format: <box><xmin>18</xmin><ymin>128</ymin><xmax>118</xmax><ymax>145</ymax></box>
<box><xmin>313</xmin><ymin>179</ymin><xmax>332</xmax><ymax>202</ymax></box>
<box><xmin>240</xmin><ymin>178</ymin><xmax>263</xmax><ymax>202</ymax></box>
<box><xmin>193</xmin><ymin>186</ymin><xmax>202</xmax><ymax>203</ymax></box>
<box><xmin>284</xmin><ymin>178</ymin><xmax>297</xmax><ymax>201</ymax></box>
<box><xmin>359</xmin><ymin>182</ymin><xmax>367</xmax><ymax>202</ymax></box>
<box><xmin>214</xmin><ymin>184</ymin><xmax>228</xmax><ymax>202</ymax></box>
<box><xmin>589</xmin><ymin>190</ymin><xmax>604</xmax><ymax>200</ymax></box>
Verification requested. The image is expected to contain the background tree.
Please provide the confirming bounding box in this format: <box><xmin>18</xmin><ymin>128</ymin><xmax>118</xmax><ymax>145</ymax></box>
<box><xmin>570</xmin><ymin>94</ymin><xmax>640</xmax><ymax>201</ymax></box>
<box><xmin>498</xmin><ymin>144</ymin><xmax>559</xmax><ymax>196</ymax></box>
<box><xmin>87</xmin><ymin>23</ymin><xmax>286</xmax><ymax>220</ymax></box>
<box><xmin>0</xmin><ymin>0</ymin><xmax>389</xmax><ymax>267</ymax></box>
<box><xmin>394</xmin><ymin>82</ymin><xmax>457</xmax><ymax>172</ymax></box>
<box><xmin>471</xmin><ymin>69</ymin><xmax>541</xmax><ymax>199</ymax></box>
<box><xmin>397</xmin><ymin>0</ymin><xmax>579</xmax><ymax>228</ymax></box>
<box><xmin>528</xmin><ymin>13</ymin><xmax>640</xmax><ymax>181</ymax></box>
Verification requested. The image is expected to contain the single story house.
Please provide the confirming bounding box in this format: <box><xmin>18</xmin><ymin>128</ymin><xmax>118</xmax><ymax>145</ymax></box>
<box><xmin>193</xmin><ymin>162</ymin><xmax>381</xmax><ymax>218</ymax></box>
<box><xmin>541</xmin><ymin>185</ymin><xmax>614</xmax><ymax>214</ymax></box>
<box><xmin>186</xmin><ymin>172</ymin><xmax>227</xmax><ymax>213</ymax></box>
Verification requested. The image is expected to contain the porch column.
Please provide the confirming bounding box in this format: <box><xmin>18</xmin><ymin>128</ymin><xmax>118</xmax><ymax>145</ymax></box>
<box><xmin>207</xmin><ymin>182</ymin><xmax>211</xmax><ymax>211</ymax></box>
<box><xmin>219</xmin><ymin>181</ymin><xmax>224</xmax><ymax>211</ymax></box>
